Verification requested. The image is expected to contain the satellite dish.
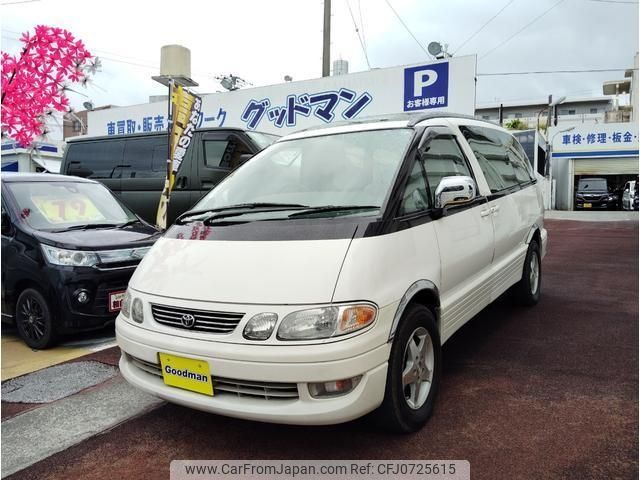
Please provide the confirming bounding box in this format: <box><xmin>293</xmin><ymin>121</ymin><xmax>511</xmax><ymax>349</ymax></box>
<box><xmin>83</xmin><ymin>101</ymin><xmax>94</xmax><ymax>111</ymax></box>
<box><xmin>284</xmin><ymin>75</ymin><xmax>293</xmax><ymax>82</ymax></box>
<box><xmin>428</xmin><ymin>42</ymin><xmax>443</xmax><ymax>57</ymax></box>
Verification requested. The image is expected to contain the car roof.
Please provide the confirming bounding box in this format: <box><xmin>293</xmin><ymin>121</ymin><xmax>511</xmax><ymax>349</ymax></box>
<box><xmin>66</xmin><ymin>127</ymin><xmax>278</xmax><ymax>143</ymax></box>
<box><xmin>1</xmin><ymin>172</ymin><xmax>97</xmax><ymax>184</ymax></box>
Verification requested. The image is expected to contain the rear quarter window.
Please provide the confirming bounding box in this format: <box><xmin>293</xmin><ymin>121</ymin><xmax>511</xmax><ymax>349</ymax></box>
<box><xmin>65</xmin><ymin>140</ymin><xmax>124</xmax><ymax>179</ymax></box>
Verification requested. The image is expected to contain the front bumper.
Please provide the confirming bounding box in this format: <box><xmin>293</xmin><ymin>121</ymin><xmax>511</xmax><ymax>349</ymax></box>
<box><xmin>48</xmin><ymin>265</ymin><xmax>136</xmax><ymax>333</ymax></box>
<box><xmin>575</xmin><ymin>197</ymin><xmax>616</xmax><ymax>210</ymax></box>
<box><xmin>116</xmin><ymin>313</ymin><xmax>392</xmax><ymax>425</ymax></box>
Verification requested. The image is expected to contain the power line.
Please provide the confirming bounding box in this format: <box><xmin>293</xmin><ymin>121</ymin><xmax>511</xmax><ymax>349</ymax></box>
<box><xmin>383</xmin><ymin>0</ymin><xmax>434</xmax><ymax>60</ymax></box>
<box><xmin>346</xmin><ymin>0</ymin><xmax>371</xmax><ymax>68</ymax></box>
<box><xmin>478</xmin><ymin>67</ymin><xmax>635</xmax><ymax>76</ymax></box>
<box><xmin>480</xmin><ymin>0</ymin><xmax>566</xmax><ymax>60</ymax></box>
<box><xmin>358</xmin><ymin>0</ymin><xmax>368</xmax><ymax>56</ymax></box>
<box><xmin>453</xmin><ymin>0</ymin><xmax>516</xmax><ymax>55</ymax></box>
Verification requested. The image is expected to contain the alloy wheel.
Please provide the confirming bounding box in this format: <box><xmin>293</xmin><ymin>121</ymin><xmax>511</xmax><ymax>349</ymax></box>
<box><xmin>402</xmin><ymin>326</ymin><xmax>434</xmax><ymax>410</ymax></box>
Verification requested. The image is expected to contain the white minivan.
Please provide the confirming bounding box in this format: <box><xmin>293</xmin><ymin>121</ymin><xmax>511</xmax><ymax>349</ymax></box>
<box><xmin>117</xmin><ymin>114</ymin><xmax>548</xmax><ymax>432</ymax></box>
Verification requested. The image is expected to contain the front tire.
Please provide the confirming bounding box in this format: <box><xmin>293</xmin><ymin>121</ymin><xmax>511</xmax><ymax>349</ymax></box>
<box><xmin>377</xmin><ymin>304</ymin><xmax>441</xmax><ymax>433</ymax></box>
<box><xmin>513</xmin><ymin>240</ymin><xmax>541</xmax><ymax>306</ymax></box>
<box><xmin>15</xmin><ymin>288</ymin><xmax>57</xmax><ymax>349</ymax></box>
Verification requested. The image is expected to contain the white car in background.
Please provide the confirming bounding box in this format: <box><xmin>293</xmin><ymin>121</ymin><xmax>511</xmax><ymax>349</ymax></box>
<box><xmin>622</xmin><ymin>180</ymin><xmax>639</xmax><ymax>211</ymax></box>
<box><xmin>117</xmin><ymin>114</ymin><xmax>548</xmax><ymax>432</ymax></box>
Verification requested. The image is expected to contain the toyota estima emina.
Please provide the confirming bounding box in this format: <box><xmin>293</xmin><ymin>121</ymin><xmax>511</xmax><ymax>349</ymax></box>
<box><xmin>117</xmin><ymin>114</ymin><xmax>548</xmax><ymax>432</ymax></box>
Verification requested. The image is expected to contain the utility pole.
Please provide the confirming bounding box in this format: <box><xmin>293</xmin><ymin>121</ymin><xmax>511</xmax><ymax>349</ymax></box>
<box><xmin>322</xmin><ymin>0</ymin><xmax>331</xmax><ymax>77</ymax></box>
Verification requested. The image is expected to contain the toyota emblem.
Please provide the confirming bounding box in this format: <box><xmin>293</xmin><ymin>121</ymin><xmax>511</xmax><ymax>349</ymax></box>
<box><xmin>181</xmin><ymin>313</ymin><xmax>196</xmax><ymax>328</ymax></box>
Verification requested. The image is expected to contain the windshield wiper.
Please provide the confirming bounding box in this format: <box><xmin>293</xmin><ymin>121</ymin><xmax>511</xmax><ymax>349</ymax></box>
<box><xmin>176</xmin><ymin>203</ymin><xmax>310</xmax><ymax>224</ymax></box>
<box><xmin>117</xmin><ymin>219</ymin><xmax>141</xmax><ymax>228</ymax></box>
<box><xmin>50</xmin><ymin>223</ymin><xmax>120</xmax><ymax>232</ymax></box>
<box><xmin>288</xmin><ymin>205</ymin><xmax>381</xmax><ymax>218</ymax></box>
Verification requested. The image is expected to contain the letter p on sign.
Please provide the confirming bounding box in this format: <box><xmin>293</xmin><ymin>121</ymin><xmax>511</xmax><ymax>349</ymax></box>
<box><xmin>413</xmin><ymin>69</ymin><xmax>438</xmax><ymax>97</ymax></box>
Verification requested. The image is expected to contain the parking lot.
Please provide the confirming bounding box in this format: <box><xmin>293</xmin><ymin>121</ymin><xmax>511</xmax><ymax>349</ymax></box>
<box><xmin>2</xmin><ymin>217</ymin><xmax>638</xmax><ymax>480</ymax></box>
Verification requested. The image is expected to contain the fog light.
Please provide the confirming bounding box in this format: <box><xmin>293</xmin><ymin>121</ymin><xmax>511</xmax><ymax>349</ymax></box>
<box><xmin>131</xmin><ymin>298</ymin><xmax>144</xmax><ymax>324</ymax></box>
<box><xmin>308</xmin><ymin>375</ymin><xmax>362</xmax><ymax>398</ymax></box>
<box><xmin>243</xmin><ymin>312</ymin><xmax>278</xmax><ymax>340</ymax></box>
<box><xmin>74</xmin><ymin>289</ymin><xmax>90</xmax><ymax>304</ymax></box>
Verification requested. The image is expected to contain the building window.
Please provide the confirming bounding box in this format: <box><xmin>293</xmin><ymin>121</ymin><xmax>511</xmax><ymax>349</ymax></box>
<box><xmin>481</xmin><ymin>115</ymin><xmax>490</xmax><ymax>120</ymax></box>
<box><xmin>72</xmin><ymin>121</ymin><xmax>82</xmax><ymax>132</ymax></box>
<box><xmin>590</xmin><ymin>108</ymin><xmax>598</xmax><ymax>114</ymax></box>
<box><xmin>514</xmin><ymin>113</ymin><xmax>522</xmax><ymax>118</ymax></box>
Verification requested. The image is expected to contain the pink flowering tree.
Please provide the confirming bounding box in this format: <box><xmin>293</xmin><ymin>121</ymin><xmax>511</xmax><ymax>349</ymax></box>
<box><xmin>1</xmin><ymin>25</ymin><xmax>97</xmax><ymax>146</ymax></box>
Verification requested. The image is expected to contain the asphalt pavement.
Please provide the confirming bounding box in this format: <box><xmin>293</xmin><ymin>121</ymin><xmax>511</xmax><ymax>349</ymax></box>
<box><xmin>3</xmin><ymin>218</ymin><xmax>638</xmax><ymax>480</ymax></box>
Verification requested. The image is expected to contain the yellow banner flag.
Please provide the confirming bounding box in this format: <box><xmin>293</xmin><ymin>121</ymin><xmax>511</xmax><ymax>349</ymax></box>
<box><xmin>156</xmin><ymin>84</ymin><xmax>202</xmax><ymax>230</ymax></box>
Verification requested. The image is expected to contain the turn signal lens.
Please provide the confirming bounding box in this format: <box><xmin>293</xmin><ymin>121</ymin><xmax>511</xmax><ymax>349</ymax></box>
<box><xmin>339</xmin><ymin>306</ymin><xmax>376</xmax><ymax>334</ymax></box>
<box><xmin>121</xmin><ymin>291</ymin><xmax>131</xmax><ymax>318</ymax></box>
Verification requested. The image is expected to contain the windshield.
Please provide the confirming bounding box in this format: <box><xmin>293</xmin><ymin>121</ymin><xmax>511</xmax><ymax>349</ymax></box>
<box><xmin>5</xmin><ymin>181</ymin><xmax>137</xmax><ymax>231</ymax></box>
<box><xmin>578</xmin><ymin>179</ymin><xmax>608</xmax><ymax>192</ymax></box>
<box><xmin>194</xmin><ymin>128</ymin><xmax>414</xmax><ymax>214</ymax></box>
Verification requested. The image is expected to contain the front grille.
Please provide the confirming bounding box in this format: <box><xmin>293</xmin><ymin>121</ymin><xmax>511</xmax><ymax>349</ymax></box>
<box><xmin>128</xmin><ymin>355</ymin><xmax>299</xmax><ymax>400</ymax></box>
<box><xmin>151</xmin><ymin>304</ymin><xmax>244</xmax><ymax>333</ymax></box>
<box><xmin>213</xmin><ymin>378</ymin><xmax>299</xmax><ymax>400</ymax></box>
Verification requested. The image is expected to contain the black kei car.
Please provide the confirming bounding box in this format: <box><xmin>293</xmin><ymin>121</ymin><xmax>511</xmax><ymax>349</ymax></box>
<box><xmin>1</xmin><ymin>173</ymin><xmax>160</xmax><ymax>349</ymax></box>
<box><xmin>575</xmin><ymin>177</ymin><xmax>618</xmax><ymax>210</ymax></box>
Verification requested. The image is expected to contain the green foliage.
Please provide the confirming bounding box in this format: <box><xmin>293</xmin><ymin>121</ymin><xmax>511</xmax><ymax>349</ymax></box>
<box><xmin>504</xmin><ymin>119</ymin><xmax>529</xmax><ymax>130</ymax></box>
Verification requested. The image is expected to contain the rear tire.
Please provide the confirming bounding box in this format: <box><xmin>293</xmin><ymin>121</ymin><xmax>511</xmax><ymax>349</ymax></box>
<box><xmin>377</xmin><ymin>304</ymin><xmax>441</xmax><ymax>433</ymax></box>
<box><xmin>15</xmin><ymin>288</ymin><xmax>57</xmax><ymax>349</ymax></box>
<box><xmin>513</xmin><ymin>240</ymin><xmax>541</xmax><ymax>306</ymax></box>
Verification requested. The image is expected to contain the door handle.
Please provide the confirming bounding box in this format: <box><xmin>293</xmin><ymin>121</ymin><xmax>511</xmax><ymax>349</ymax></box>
<box><xmin>480</xmin><ymin>209</ymin><xmax>492</xmax><ymax>217</ymax></box>
<box><xmin>491</xmin><ymin>205</ymin><xmax>500</xmax><ymax>216</ymax></box>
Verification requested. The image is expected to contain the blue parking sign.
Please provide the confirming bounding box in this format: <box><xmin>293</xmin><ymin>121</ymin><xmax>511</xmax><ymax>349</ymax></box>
<box><xmin>404</xmin><ymin>62</ymin><xmax>449</xmax><ymax>111</ymax></box>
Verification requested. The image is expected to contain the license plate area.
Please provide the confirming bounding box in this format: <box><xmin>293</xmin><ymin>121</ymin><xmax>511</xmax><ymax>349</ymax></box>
<box><xmin>159</xmin><ymin>353</ymin><xmax>214</xmax><ymax>396</ymax></box>
<box><xmin>583</xmin><ymin>203</ymin><xmax>592</xmax><ymax>208</ymax></box>
<box><xmin>108</xmin><ymin>291</ymin><xmax>126</xmax><ymax>312</ymax></box>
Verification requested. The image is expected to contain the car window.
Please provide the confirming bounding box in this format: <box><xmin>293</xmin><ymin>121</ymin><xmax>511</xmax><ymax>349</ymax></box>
<box><xmin>203</xmin><ymin>139</ymin><xmax>252</xmax><ymax>169</ymax></box>
<box><xmin>65</xmin><ymin>140</ymin><xmax>124</xmax><ymax>179</ymax></box>
<box><xmin>422</xmin><ymin>135</ymin><xmax>473</xmax><ymax>202</ymax></box>
<box><xmin>400</xmin><ymin>159</ymin><xmax>429</xmax><ymax>215</ymax></box>
<box><xmin>460</xmin><ymin>126</ymin><xmax>533</xmax><ymax>194</ymax></box>
<box><xmin>122</xmin><ymin>136</ymin><xmax>168</xmax><ymax>179</ymax></box>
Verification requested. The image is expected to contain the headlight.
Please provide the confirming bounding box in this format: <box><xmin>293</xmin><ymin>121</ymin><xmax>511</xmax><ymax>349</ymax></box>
<box><xmin>131</xmin><ymin>297</ymin><xmax>144</xmax><ymax>324</ymax></box>
<box><xmin>277</xmin><ymin>304</ymin><xmax>376</xmax><ymax>340</ymax></box>
<box><xmin>121</xmin><ymin>290</ymin><xmax>132</xmax><ymax>318</ymax></box>
<box><xmin>41</xmin><ymin>245</ymin><xmax>99</xmax><ymax>267</ymax></box>
<box><xmin>243</xmin><ymin>312</ymin><xmax>278</xmax><ymax>340</ymax></box>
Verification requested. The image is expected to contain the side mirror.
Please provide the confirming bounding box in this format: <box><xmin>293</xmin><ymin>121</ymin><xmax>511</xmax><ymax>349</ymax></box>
<box><xmin>434</xmin><ymin>176</ymin><xmax>477</xmax><ymax>209</ymax></box>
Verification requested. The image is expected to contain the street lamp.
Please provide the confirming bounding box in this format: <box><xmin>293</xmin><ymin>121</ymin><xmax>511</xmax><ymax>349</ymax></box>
<box><xmin>537</xmin><ymin>96</ymin><xmax>567</xmax><ymax>132</ymax></box>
